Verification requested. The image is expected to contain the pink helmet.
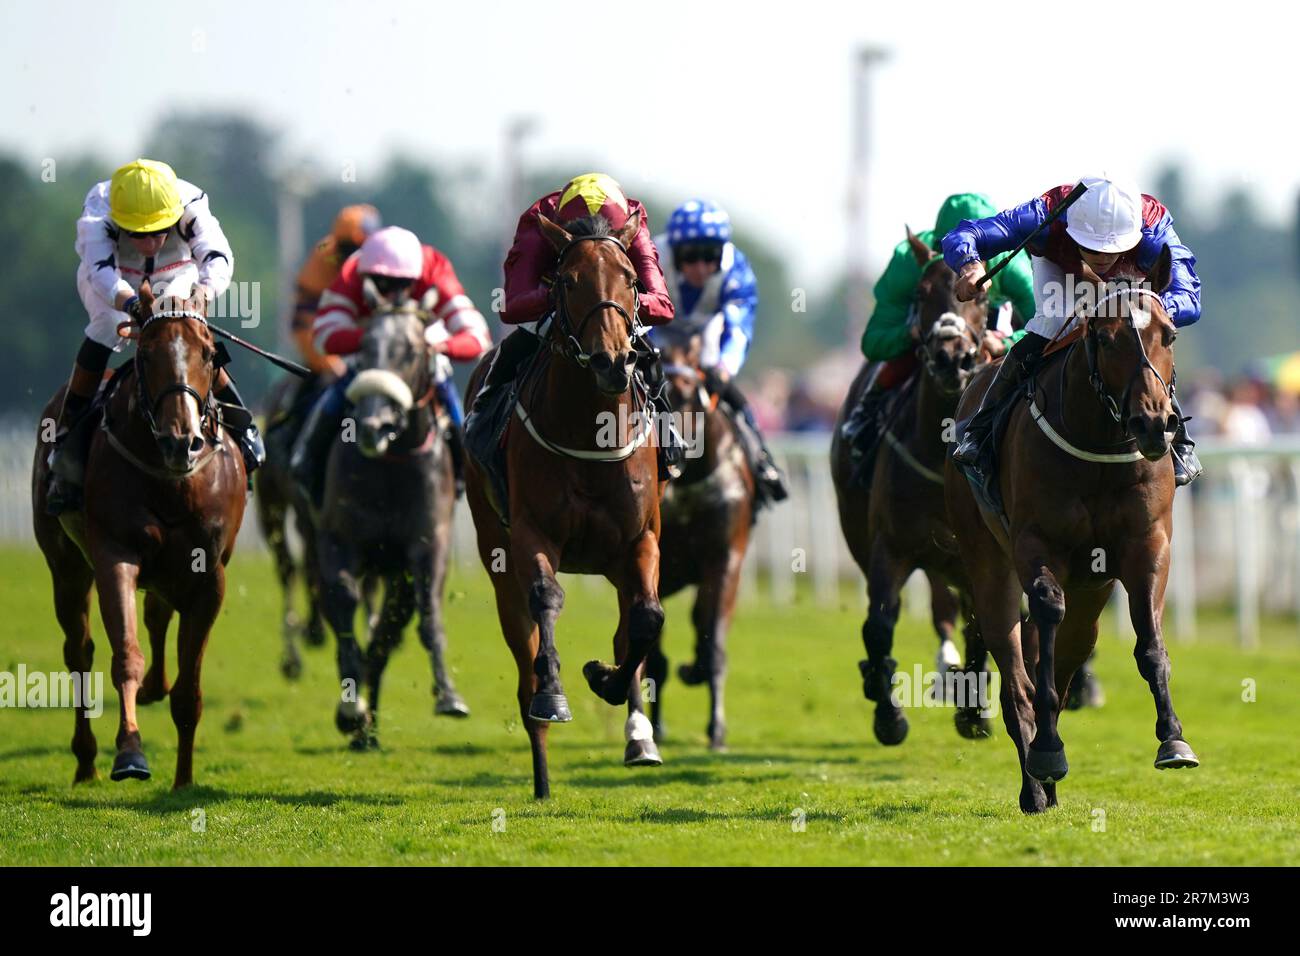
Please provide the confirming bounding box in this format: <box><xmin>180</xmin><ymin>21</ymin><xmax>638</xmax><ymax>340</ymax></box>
<box><xmin>357</xmin><ymin>226</ymin><xmax>424</xmax><ymax>279</ymax></box>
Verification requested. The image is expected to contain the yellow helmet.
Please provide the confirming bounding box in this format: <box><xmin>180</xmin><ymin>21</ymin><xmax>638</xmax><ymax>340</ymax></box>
<box><xmin>109</xmin><ymin>159</ymin><xmax>183</xmax><ymax>233</ymax></box>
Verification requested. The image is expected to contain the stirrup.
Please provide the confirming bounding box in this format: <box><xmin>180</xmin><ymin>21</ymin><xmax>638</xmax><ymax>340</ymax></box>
<box><xmin>1172</xmin><ymin>444</ymin><xmax>1202</xmax><ymax>487</ymax></box>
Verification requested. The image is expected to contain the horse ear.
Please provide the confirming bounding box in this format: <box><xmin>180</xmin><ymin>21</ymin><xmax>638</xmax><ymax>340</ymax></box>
<box><xmin>615</xmin><ymin>210</ymin><xmax>642</xmax><ymax>250</ymax></box>
<box><xmin>1147</xmin><ymin>243</ymin><xmax>1173</xmax><ymax>294</ymax></box>
<box><xmin>905</xmin><ymin>225</ymin><xmax>933</xmax><ymax>267</ymax></box>
<box><xmin>537</xmin><ymin>214</ymin><xmax>572</xmax><ymax>253</ymax></box>
<box><xmin>138</xmin><ymin>278</ymin><xmax>154</xmax><ymax>310</ymax></box>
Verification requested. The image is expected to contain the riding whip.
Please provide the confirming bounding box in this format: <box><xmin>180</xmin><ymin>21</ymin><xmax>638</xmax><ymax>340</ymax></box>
<box><xmin>977</xmin><ymin>181</ymin><xmax>1089</xmax><ymax>288</ymax></box>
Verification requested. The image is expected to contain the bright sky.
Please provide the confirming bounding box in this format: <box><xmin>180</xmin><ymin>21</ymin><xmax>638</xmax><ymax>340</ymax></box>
<box><xmin>3</xmin><ymin>0</ymin><xmax>1293</xmax><ymax>291</ymax></box>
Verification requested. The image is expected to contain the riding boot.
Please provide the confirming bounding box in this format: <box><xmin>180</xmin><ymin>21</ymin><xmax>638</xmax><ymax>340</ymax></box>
<box><xmin>951</xmin><ymin>331</ymin><xmax>1048</xmax><ymax>472</ymax></box>
<box><xmin>291</xmin><ymin>387</ymin><xmax>346</xmax><ymax>509</ymax></box>
<box><xmin>213</xmin><ymin>372</ymin><xmax>265</xmax><ymax>487</ymax></box>
<box><xmin>640</xmin><ymin>344</ymin><xmax>685</xmax><ymax>480</ymax></box>
<box><xmin>1169</xmin><ymin>393</ymin><xmax>1203</xmax><ymax>487</ymax></box>
<box><xmin>467</xmin><ymin>328</ymin><xmax>540</xmax><ymax>418</ymax></box>
<box><xmin>445</xmin><ymin>424</ymin><xmax>466</xmax><ymax>498</ymax></box>
<box><xmin>708</xmin><ymin>370</ymin><xmax>786</xmax><ymax>501</ymax></box>
<box><xmin>46</xmin><ymin>339</ymin><xmax>113</xmax><ymax>516</ymax></box>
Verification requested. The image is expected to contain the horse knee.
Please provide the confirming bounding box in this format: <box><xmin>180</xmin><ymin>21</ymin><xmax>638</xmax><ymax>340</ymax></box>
<box><xmin>628</xmin><ymin>601</ymin><xmax>665</xmax><ymax>646</ymax></box>
<box><xmin>527</xmin><ymin>576</ymin><xmax>564</xmax><ymax>622</ymax></box>
<box><xmin>1027</xmin><ymin>575</ymin><xmax>1065</xmax><ymax>628</ymax></box>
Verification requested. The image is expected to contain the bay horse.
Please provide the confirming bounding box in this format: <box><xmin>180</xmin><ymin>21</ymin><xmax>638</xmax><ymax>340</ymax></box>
<box><xmin>31</xmin><ymin>280</ymin><xmax>246</xmax><ymax>788</ymax></box>
<box><xmin>945</xmin><ymin>246</ymin><xmax>1198</xmax><ymax>813</ymax></box>
<box><xmin>644</xmin><ymin>318</ymin><xmax>755</xmax><ymax>751</ymax></box>
<box><xmin>255</xmin><ymin>372</ymin><xmax>327</xmax><ymax>679</ymax></box>
<box><xmin>831</xmin><ymin>232</ymin><xmax>994</xmax><ymax>746</ymax></box>
<box><xmin>316</xmin><ymin>301</ymin><xmax>468</xmax><ymax>751</ymax></box>
<box><xmin>464</xmin><ymin>211</ymin><xmax>666</xmax><ymax>799</ymax></box>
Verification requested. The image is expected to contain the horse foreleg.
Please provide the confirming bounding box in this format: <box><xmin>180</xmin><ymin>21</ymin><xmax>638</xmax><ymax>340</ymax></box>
<box><xmin>615</xmin><ymin>590</ymin><xmax>662</xmax><ymax>768</ymax></box>
<box><xmin>1018</xmin><ymin>545</ymin><xmax>1070</xmax><ymax>786</ymax></box>
<box><xmin>511</xmin><ymin>523</ymin><xmax>571</xmax><ymax>722</ymax></box>
<box><xmin>1123</xmin><ymin>544</ymin><xmax>1198</xmax><ymax>770</ymax></box>
<box><xmin>319</xmin><ymin>536</ymin><xmax>369</xmax><ymax>746</ymax></box>
<box><xmin>584</xmin><ymin>530</ymin><xmax>664</xmax><ymax>707</ymax></box>
<box><xmin>54</xmin><ymin>564</ymin><xmax>98</xmax><ymax>782</ymax></box>
<box><xmin>495</xmin><ymin>575</ymin><xmax>551</xmax><ymax>798</ymax></box>
<box><xmin>296</xmin><ymin>502</ymin><xmax>327</xmax><ymax>647</ymax></box>
<box><xmin>363</xmin><ymin>574</ymin><xmax>415</xmax><ymax>743</ymax></box>
<box><xmin>953</xmin><ymin>589</ymin><xmax>993</xmax><ymax>740</ymax></box>
<box><xmin>928</xmin><ymin>571</ymin><xmax>963</xmax><ymax>679</ymax></box>
<box><xmin>691</xmin><ymin>543</ymin><xmax>744</xmax><ymax>751</ymax></box>
<box><xmin>139</xmin><ymin>593</ymin><xmax>173</xmax><ymax>704</ymax></box>
<box><xmin>861</xmin><ymin>541</ymin><xmax>911</xmax><ymax>746</ymax></box>
<box><xmin>170</xmin><ymin>570</ymin><xmax>222</xmax><ymax>790</ymax></box>
<box><xmin>94</xmin><ymin>553</ymin><xmax>150</xmax><ymax>782</ymax></box>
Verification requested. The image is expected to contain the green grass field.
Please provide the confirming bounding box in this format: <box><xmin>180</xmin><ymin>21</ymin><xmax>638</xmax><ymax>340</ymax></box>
<box><xmin>0</xmin><ymin>544</ymin><xmax>1297</xmax><ymax>866</ymax></box>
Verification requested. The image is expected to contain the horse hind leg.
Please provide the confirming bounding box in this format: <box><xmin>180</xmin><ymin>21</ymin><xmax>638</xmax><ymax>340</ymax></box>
<box><xmin>860</xmin><ymin>546</ymin><xmax>910</xmax><ymax>746</ymax></box>
<box><xmin>928</xmin><ymin>572</ymin><xmax>963</xmax><ymax>696</ymax></box>
<box><xmin>319</xmin><ymin>538</ymin><xmax>370</xmax><ymax>746</ymax></box>
<box><xmin>54</xmin><ymin>567</ymin><xmax>98</xmax><ymax>783</ymax></box>
<box><xmin>617</xmin><ymin>591</ymin><xmax>663</xmax><ymax>768</ymax></box>
<box><xmin>644</xmin><ymin>641</ymin><xmax>668</xmax><ymax>741</ymax></box>
<box><xmin>953</xmin><ymin>591</ymin><xmax>993</xmax><ymax>740</ymax></box>
<box><xmin>263</xmin><ymin>498</ymin><xmax>303</xmax><ymax>679</ymax></box>
<box><xmin>138</xmin><ymin>593</ymin><xmax>173</xmax><ymax>705</ymax></box>
<box><xmin>170</xmin><ymin>576</ymin><xmax>222</xmax><ymax>790</ymax></box>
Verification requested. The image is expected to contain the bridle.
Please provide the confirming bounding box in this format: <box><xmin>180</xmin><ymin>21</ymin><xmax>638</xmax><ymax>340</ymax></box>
<box><xmin>550</xmin><ymin>235</ymin><xmax>648</xmax><ymax>368</ymax></box>
<box><xmin>912</xmin><ymin>259</ymin><xmax>983</xmax><ymax>395</ymax></box>
<box><xmin>1078</xmin><ymin>287</ymin><xmax>1176</xmax><ymax>428</ymax></box>
<box><xmin>132</xmin><ymin>307</ymin><xmax>217</xmax><ymax>441</ymax></box>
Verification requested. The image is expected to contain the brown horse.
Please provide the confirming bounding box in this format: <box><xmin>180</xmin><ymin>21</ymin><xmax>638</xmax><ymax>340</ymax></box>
<box><xmin>945</xmin><ymin>246</ymin><xmax>1198</xmax><ymax>813</ymax></box>
<box><xmin>31</xmin><ymin>280</ymin><xmax>246</xmax><ymax>788</ymax></box>
<box><xmin>831</xmin><ymin>233</ymin><xmax>994</xmax><ymax>746</ymax></box>
<box><xmin>464</xmin><ymin>211</ymin><xmax>666</xmax><ymax>798</ymax></box>
<box><xmin>645</xmin><ymin>318</ymin><xmax>755</xmax><ymax>751</ymax></box>
<box><xmin>255</xmin><ymin>373</ymin><xmax>327</xmax><ymax>679</ymax></box>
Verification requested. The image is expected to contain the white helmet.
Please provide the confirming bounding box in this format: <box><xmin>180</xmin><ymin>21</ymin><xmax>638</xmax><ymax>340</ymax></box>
<box><xmin>1066</xmin><ymin>176</ymin><xmax>1144</xmax><ymax>253</ymax></box>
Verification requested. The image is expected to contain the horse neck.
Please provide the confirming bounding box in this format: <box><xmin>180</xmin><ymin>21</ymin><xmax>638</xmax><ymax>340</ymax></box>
<box><xmin>534</xmin><ymin>348</ymin><xmax>633</xmax><ymax>448</ymax></box>
<box><xmin>1058</xmin><ymin>341</ymin><xmax>1132</xmax><ymax>450</ymax></box>
<box><xmin>909</xmin><ymin>366</ymin><xmax>955</xmax><ymax>462</ymax></box>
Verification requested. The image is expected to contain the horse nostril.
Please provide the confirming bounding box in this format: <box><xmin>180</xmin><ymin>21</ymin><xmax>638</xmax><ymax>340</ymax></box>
<box><xmin>189</xmin><ymin>436</ymin><xmax>204</xmax><ymax>454</ymax></box>
<box><xmin>590</xmin><ymin>352</ymin><xmax>613</xmax><ymax>372</ymax></box>
<box><xmin>1166</xmin><ymin>414</ymin><xmax>1180</xmax><ymax>435</ymax></box>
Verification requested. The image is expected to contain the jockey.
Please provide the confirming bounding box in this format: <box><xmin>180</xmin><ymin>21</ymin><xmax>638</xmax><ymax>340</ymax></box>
<box><xmin>652</xmin><ymin>198</ymin><xmax>788</xmax><ymax>504</ymax></box>
<box><xmin>945</xmin><ymin>175</ymin><xmax>1203</xmax><ymax>486</ymax></box>
<box><xmin>846</xmin><ymin>193</ymin><xmax>1035</xmax><ymax>485</ymax></box>
<box><xmin>464</xmin><ymin>172</ymin><xmax>683</xmax><ymax>481</ymax></box>
<box><xmin>47</xmin><ymin>159</ymin><xmax>262</xmax><ymax>515</ymax></box>
<box><xmin>268</xmin><ymin>204</ymin><xmax>382</xmax><ymax>449</ymax></box>
<box><xmin>290</xmin><ymin>225</ymin><xmax>490</xmax><ymax>504</ymax></box>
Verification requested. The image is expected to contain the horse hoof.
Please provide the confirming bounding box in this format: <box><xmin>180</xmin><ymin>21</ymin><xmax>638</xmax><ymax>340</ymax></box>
<box><xmin>335</xmin><ymin>699</ymin><xmax>370</xmax><ymax>735</ymax></box>
<box><xmin>1155</xmin><ymin>738</ymin><xmax>1199</xmax><ymax>769</ymax></box>
<box><xmin>435</xmin><ymin>693</ymin><xmax>471</xmax><ymax>718</ymax></box>
<box><xmin>347</xmin><ymin>732</ymin><xmax>372</xmax><ymax>752</ymax></box>
<box><xmin>110</xmin><ymin>750</ymin><xmax>151</xmax><ymax>782</ymax></box>
<box><xmin>954</xmin><ymin>709</ymin><xmax>993</xmax><ymax>740</ymax></box>
<box><xmin>280</xmin><ymin>655</ymin><xmax>303</xmax><ymax>681</ymax></box>
<box><xmin>73</xmin><ymin>766</ymin><xmax>98</xmax><ymax>784</ymax></box>
<box><xmin>304</xmin><ymin>620</ymin><xmax>327</xmax><ymax>648</ymax></box>
<box><xmin>677</xmin><ymin>661</ymin><xmax>707</xmax><ymax>686</ymax></box>
<box><xmin>582</xmin><ymin>661</ymin><xmax>628</xmax><ymax>706</ymax></box>
<box><xmin>1026</xmin><ymin>745</ymin><xmax>1069</xmax><ymax>782</ymax></box>
<box><xmin>873</xmin><ymin>709</ymin><xmax>908</xmax><ymax>746</ymax></box>
<box><xmin>624</xmin><ymin>738</ymin><xmax>663</xmax><ymax>767</ymax></box>
<box><xmin>528</xmin><ymin>693</ymin><xmax>572</xmax><ymax>723</ymax></box>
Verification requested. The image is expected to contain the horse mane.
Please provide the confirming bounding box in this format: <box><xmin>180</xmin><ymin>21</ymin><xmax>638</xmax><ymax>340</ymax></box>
<box><xmin>563</xmin><ymin>215</ymin><xmax>612</xmax><ymax>239</ymax></box>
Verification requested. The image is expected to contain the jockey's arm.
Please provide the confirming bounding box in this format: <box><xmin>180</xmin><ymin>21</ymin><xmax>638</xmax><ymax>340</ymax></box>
<box><xmin>500</xmin><ymin>210</ymin><xmax>554</xmax><ymax>325</ymax></box>
<box><xmin>76</xmin><ymin>184</ymin><xmax>135</xmax><ymax>309</ymax></box>
<box><xmin>626</xmin><ymin>214</ymin><xmax>674</xmax><ymax>325</ymax></box>
<box><xmin>182</xmin><ymin>191</ymin><xmax>235</xmax><ymax>300</ymax></box>
<box><xmin>863</xmin><ymin>239</ymin><xmax>923</xmax><ymax>361</ymax></box>
<box><xmin>1138</xmin><ymin>212</ymin><xmax>1202</xmax><ymax>326</ymax></box>
<box><xmin>989</xmin><ymin>249</ymin><xmax>1036</xmax><ymax>327</ymax></box>
<box><xmin>420</xmin><ymin>252</ymin><xmax>492</xmax><ymax>360</ymax></box>
<box><xmin>943</xmin><ymin>197</ymin><xmax>1044</xmax><ymax>277</ymax></box>
<box><xmin>312</xmin><ymin>273</ymin><xmax>365</xmax><ymax>356</ymax></box>
<box><xmin>715</xmin><ymin>248</ymin><xmax>759</xmax><ymax>376</ymax></box>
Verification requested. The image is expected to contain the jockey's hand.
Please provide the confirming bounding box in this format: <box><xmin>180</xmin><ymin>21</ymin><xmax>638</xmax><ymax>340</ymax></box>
<box><xmin>122</xmin><ymin>295</ymin><xmax>147</xmax><ymax>323</ymax></box>
<box><xmin>981</xmin><ymin>330</ymin><xmax>1008</xmax><ymax>357</ymax></box>
<box><xmin>955</xmin><ymin>261</ymin><xmax>986</xmax><ymax>302</ymax></box>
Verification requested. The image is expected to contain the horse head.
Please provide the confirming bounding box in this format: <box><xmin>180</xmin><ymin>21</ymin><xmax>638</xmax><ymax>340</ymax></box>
<box><xmin>347</xmin><ymin>302</ymin><xmax>429</xmax><ymax>458</ymax></box>
<box><xmin>1078</xmin><ymin>245</ymin><xmax>1179</xmax><ymax>461</ymax></box>
<box><xmin>126</xmin><ymin>278</ymin><xmax>218</xmax><ymax>474</ymax></box>
<box><xmin>905</xmin><ymin>227</ymin><xmax>986</xmax><ymax>395</ymax></box>
<box><xmin>537</xmin><ymin>211</ymin><xmax>643</xmax><ymax>397</ymax></box>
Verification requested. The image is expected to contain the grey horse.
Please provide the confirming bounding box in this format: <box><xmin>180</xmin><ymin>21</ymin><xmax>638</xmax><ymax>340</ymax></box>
<box><xmin>316</xmin><ymin>302</ymin><xmax>469</xmax><ymax>750</ymax></box>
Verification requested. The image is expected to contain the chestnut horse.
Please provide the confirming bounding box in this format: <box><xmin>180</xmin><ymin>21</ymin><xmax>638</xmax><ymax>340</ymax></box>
<box><xmin>31</xmin><ymin>281</ymin><xmax>246</xmax><ymax>788</ymax></box>
<box><xmin>831</xmin><ymin>233</ymin><xmax>994</xmax><ymax>746</ymax></box>
<box><xmin>945</xmin><ymin>246</ymin><xmax>1198</xmax><ymax>813</ymax></box>
<box><xmin>464</xmin><ymin>212</ymin><xmax>666</xmax><ymax>798</ymax></box>
<box><xmin>645</xmin><ymin>318</ymin><xmax>755</xmax><ymax>751</ymax></box>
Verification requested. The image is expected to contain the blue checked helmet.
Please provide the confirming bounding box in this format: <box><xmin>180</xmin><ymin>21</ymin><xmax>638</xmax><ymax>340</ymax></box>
<box><xmin>666</xmin><ymin>199</ymin><xmax>732</xmax><ymax>248</ymax></box>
